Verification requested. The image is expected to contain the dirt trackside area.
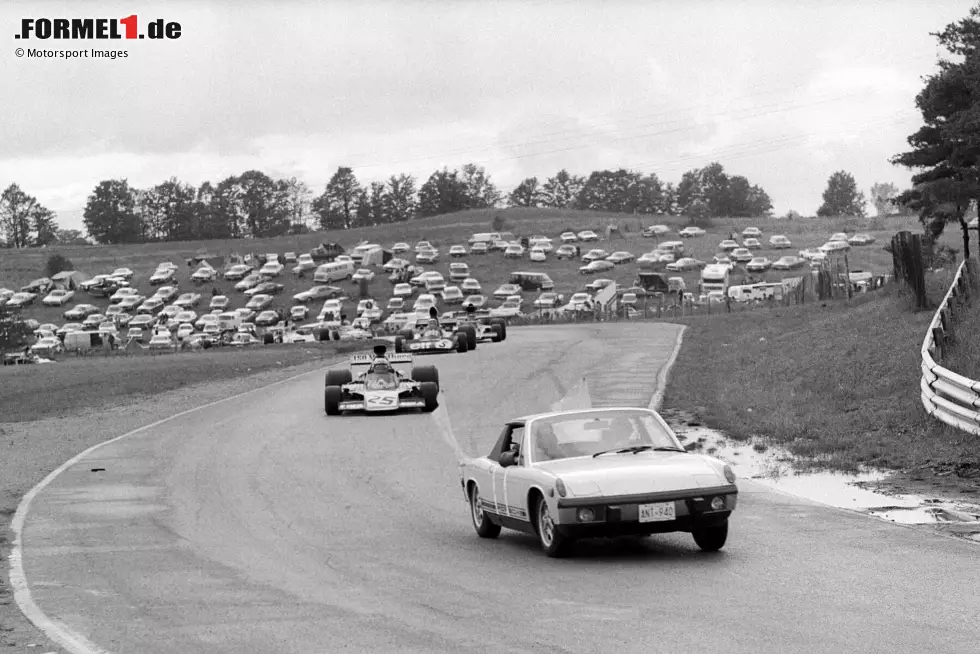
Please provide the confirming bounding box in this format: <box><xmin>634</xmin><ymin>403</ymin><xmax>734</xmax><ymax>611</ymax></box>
<box><xmin>0</xmin><ymin>341</ymin><xmax>379</xmax><ymax>652</ymax></box>
<box><xmin>660</xmin><ymin>283</ymin><xmax>980</xmax><ymax>503</ymax></box>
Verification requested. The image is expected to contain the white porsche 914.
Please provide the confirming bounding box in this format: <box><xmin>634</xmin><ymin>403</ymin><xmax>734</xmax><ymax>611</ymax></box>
<box><xmin>458</xmin><ymin>407</ymin><xmax>738</xmax><ymax>557</ymax></box>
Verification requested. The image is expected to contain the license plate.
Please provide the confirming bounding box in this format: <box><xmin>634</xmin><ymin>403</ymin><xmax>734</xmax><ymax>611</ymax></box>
<box><xmin>638</xmin><ymin>502</ymin><xmax>675</xmax><ymax>523</ymax></box>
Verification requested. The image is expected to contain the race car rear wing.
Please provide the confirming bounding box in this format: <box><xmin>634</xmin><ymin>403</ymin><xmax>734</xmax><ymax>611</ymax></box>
<box><xmin>349</xmin><ymin>351</ymin><xmax>414</xmax><ymax>377</ymax></box>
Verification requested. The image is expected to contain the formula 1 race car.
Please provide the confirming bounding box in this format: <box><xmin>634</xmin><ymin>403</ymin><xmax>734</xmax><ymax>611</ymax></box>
<box><xmin>442</xmin><ymin>305</ymin><xmax>507</xmax><ymax>349</ymax></box>
<box><xmin>323</xmin><ymin>345</ymin><xmax>439</xmax><ymax>415</ymax></box>
<box><xmin>394</xmin><ymin>307</ymin><xmax>474</xmax><ymax>354</ymax></box>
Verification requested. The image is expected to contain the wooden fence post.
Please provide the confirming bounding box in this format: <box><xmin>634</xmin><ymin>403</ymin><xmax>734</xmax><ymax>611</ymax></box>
<box><xmin>843</xmin><ymin>253</ymin><xmax>853</xmax><ymax>300</ymax></box>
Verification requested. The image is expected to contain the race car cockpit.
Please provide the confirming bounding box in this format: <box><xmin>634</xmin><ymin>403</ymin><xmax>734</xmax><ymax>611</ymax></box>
<box><xmin>419</xmin><ymin>307</ymin><xmax>443</xmax><ymax>339</ymax></box>
<box><xmin>358</xmin><ymin>345</ymin><xmax>403</xmax><ymax>389</ymax></box>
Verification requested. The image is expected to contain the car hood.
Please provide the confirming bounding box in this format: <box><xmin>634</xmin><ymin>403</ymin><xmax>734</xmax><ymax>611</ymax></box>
<box><xmin>534</xmin><ymin>452</ymin><xmax>726</xmax><ymax>496</ymax></box>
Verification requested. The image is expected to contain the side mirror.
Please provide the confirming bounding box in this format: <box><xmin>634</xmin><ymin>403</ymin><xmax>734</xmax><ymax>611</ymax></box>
<box><xmin>499</xmin><ymin>450</ymin><xmax>518</xmax><ymax>467</ymax></box>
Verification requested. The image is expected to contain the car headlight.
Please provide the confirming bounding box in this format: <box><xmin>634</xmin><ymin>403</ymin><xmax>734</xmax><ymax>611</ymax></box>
<box><xmin>710</xmin><ymin>496</ymin><xmax>726</xmax><ymax>511</ymax></box>
<box><xmin>723</xmin><ymin>464</ymin><xmax>736</xmax><ymax>484</ymax></box>
<box><xmin>555</xmin><ymin>478</ymin><xmax>567</xmax><ymax>498</ymax></box>
<box><xmin>577</xmin><ymin>508</ymin><xmax>595</xmax><ymax>522</ymax></box>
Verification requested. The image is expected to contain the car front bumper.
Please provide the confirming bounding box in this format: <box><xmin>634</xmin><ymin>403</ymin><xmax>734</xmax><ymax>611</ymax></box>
<box><xmin>555</xmin><ymin>485</ymin><xmax>737</xmax><ymax>537</ymax></box>
<box><xmin>338</xmin><ymin>399</ymin><xmax>427</xmax><ymax>412</ymax></box>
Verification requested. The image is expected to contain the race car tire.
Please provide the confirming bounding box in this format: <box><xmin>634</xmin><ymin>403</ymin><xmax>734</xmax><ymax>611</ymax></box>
<box><xmin>324</xmin><ymin>386</ymin><xmax>342</xmax><ymax>415</ymax></box>
<box><xmin>692</xmin><ymin>520</ymin><xmax>728</xmax><ymax>552</ymax></box>
<box><xmin>490</xmin><ymin>323</ymin><xmax>503</xmax><ymax>343</ymax></box>
<box><xmin>262</xmin><ymin>333</ymin><xmax>274</xmax><ymax>345</ymax></box>
<box><xmin>398</xmin><ymin>329</ymin><xmax>414</xmax><ymax>341</ymax></box>
<box><xmin>420</xmin><ymin>381</ymin><xmax>439</xmax><ymax>412</ymax></box>
<box><xmin>330</xmin><ymin>330</ymin><xmax>341</xmax><ymax>341</ymax></box>
<box><xmin>460</xmin><ymin>325</ymin><xmax>477</xmax><ymax>350</ymax></box>
<box><xmin>394</xmin><ymin>336</ymin><xmax>404</xmax><ymax>353</ymax></box>
<box><xmin>315</xmin><ymin>328</ymin><xmax>330</xmax><ymax>342</ymax></box>
<box><xmin>490</xmin><ymin>318</ymin><xmax>507</xmax><ymax>341</ymax></box>
<box><xmin>411</xmin><ymin>365</ymin><xmax>439</xmax><ymax>391</ymax></box>
<box><xmin>533</xmin><ymin>493</ymin><xmax>569</xmax><ymax>558</ymax></box>
<box><xmin>324</xmin><ymin>369</ymin><xmax>352</xmax><ymax>387</ymax></box>
<box><xmin>469</xmin><ymin>483</ymin><xmax>501</xmax><ymax>538</ymax></box>
<box><xmin>456</xmin><ymin>335</ymin><xmax>468</xmax><ymax>353</ymax></box>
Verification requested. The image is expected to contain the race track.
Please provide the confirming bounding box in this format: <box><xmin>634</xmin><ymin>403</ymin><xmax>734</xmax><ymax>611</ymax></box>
<box><xmin>15</xmin><ymin>323</ymin><xmax>980</xmax><ymax>653</ymax></box>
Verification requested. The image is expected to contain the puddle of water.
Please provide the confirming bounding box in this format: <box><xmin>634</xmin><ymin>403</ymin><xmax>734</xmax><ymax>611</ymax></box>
<box><xmin>670</xmin><ymin>423</ymin><xmax>980</xmax><ymax>537</ymax></box>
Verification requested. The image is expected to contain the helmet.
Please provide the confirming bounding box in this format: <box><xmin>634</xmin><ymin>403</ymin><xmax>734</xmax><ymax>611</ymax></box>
<box><xmin>371</xmin><ymin>360</ymin><xmax>391</xmax><ymax>374</ymax></box>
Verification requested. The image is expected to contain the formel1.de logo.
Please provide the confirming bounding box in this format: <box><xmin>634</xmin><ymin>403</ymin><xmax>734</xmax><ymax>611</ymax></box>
<box><xmin>16</xmin><ymin>16</ymin><xmax>182</xmax><ymax>40</ymax></box>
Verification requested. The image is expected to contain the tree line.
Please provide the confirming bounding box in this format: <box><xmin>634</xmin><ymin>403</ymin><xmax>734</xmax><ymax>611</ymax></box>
<box><xmin>1</xmin><ymin>157</ymin><xmax>904</xmax><ymax>249</ymax></box>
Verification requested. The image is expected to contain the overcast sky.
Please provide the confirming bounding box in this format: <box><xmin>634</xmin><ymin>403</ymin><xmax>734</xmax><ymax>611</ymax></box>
<box><xmin>2</xmin><ymin>0</ymin><xmax>975</xmax><ymax>231</ymax></box>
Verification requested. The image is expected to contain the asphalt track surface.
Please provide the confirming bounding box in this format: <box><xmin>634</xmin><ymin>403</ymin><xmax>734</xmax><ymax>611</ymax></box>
<box><xmin>14</xmin><ymin>323</ymin><xmax>980</xmax><ymax>653</ymax></box>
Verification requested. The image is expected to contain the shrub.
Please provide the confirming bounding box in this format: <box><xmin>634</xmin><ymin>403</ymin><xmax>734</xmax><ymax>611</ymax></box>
<box><xmin>0</xmin><ymin>303</ymin><xmax>31</xmax><ymax>353</ymax></box>
<box><xmin>45</xmin><ymin>253</ymin><xmax>73</xmax><ymax>277</ymax></box>
<box><xmin>491</xmin><ymin>215</ymin><xmax>507</xmax><ymax>232</ymax></box>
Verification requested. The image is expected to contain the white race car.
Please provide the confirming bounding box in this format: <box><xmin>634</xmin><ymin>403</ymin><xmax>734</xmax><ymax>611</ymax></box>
<box><xmin>458</xmin><ymin>407</ymin><xmax>738</xmax><ymax>557</ymax></box>
<box><xmin>323</xmin><ymin>345</ymin><xmax>440</xmax><ymax>415</ymax></box>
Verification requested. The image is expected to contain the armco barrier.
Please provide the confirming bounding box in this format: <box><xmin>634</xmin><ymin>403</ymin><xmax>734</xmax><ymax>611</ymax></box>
<box><xmin>920</xmin><ymin>258</ymin><xmax>980</xmax><ymax>435</ymax></box>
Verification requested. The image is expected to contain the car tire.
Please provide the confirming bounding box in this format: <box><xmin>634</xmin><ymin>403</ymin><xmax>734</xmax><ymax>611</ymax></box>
<box><xmin>490</xmin><ymin>318</ymin><xmax>507</xmax><ymax>341</ymax></box>
<box><xmin>461</xmin><ymin>325</ymin><xmax>477</xmax><ymax>350</ymax></box>
<box><xmin>456</xmin><ymin>335</ymin><xmax>468</xmax><ymax>353</ymax></box>
<box><xmin>262</xmin><ymin>333</ymin><xmax>274</xmax><ymax>345</ymax></box>
<box><xmin>534</xmin><ymin>494</ymin><xmax>569</xmax><ymax>558</ymax></box>
<box><xmin>324</xmin><ymin>368</ymin><xmax>352</xmax><ymax>387</ymax></box>
<box><xmin>324</xmin><ymin>386</ymin><xmax>342</xmax><ymax>415</ymax></box>
<box><xmin>411</xmin><ymin>365</ymin><xmax>439</xmax><ymax>391</ymax></box>
<box><xmin>330</xmin><ymin>330</ymin><xmax>340</xmax><ymax>341</ymax></box>
<box><xmin>490</xmin><ymin>323</ymin><xmax>503</xmax><ymax>343</ymax></box>
<box><xmin>398</xmin><ymin>329</ymin><xmax>414</xmax><ymax>341</ymax></box>
<box><xmin>420</xmin><ymin>381</ymin><xmax>439</xmax><ymax>412</ymax></box>
<box><xmin>394</xmin><ymin>336</ymin><xmax>404</xmax><ymax>353</ymax></box>
<box><xmin>692</xmin><ymin>520</ymin><xmax>728</xmax><ymax>552</ymax></box>
<box><xmin>469</xmin><ymin>484</ymin><xmax>501</xmax><ymax>539</ymax></box>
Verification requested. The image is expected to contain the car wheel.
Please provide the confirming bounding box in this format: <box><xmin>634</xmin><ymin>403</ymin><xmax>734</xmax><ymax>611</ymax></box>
<box><xmin>692</xmin><ymin>520</ymin><xmax>728</xmax><ymax>552</ymax></box>
<box><xmin>490</xmin><ymin>323</ymin><xmax>503</xmax><ymax>343</ymax></box>
<box><xmin>420</xmin><ymin>381</ymin><xmax>439</xmax><ymax>412</ymax></box>
<box><xmin>456</xmin><ymin>335</ymin><xmax>468</xmax><ymax>353</ymax></box>
<box><xmin>411</xmin><ymin>365</ymin><xmax>439</xmax><ymax>391</ymax></box>
<box><xmin>490</xmin><ymin>318</ymin><xmax>507</xmax><ymax>341</ymax></box>
<box><xmin>394</xmin><ymin>336</ymin><xmax>404</xmax><ymax>353</ymax></box>
<box><xmin>461</xmin><ymin>325</ymin><xmax>477</xmax><ymax>350</ymax></box>
<box><xmin>469</xmin><ymin>484</ymin><xmax>501</xmax><ymax>538</ymax></box>
<box><xmin>324</xmin><ymin>386</ymin><xmax>342</xmax><ymax>415</ymax></box>
<box><xmin>534</xmin><ymin>495</ymin><xmax>569</xmax><ymax>557</ymax></box>
<box><xmin>324</xmin><ymin>369</ymin><xmax>352</xmax><ymax>387</ymax></box>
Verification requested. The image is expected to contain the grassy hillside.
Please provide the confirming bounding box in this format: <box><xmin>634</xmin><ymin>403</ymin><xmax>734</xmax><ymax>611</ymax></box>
<box><xmin>0</xmin><ymin>208</ymin><xmax>933</xmax><ymax>327</ymax></box>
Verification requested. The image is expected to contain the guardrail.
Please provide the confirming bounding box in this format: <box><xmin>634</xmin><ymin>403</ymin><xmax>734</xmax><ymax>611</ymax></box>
<box><xmin>920</xmin><ymin>258</ymin><xmax>980</xmax><ymax>435</ymax></box>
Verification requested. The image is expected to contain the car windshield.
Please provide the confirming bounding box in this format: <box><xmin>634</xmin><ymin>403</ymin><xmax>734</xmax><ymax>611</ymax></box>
<box><xmin>531</xmin><ymin>410</ymin><xmax>679</xmax><ymax>462</ymax></box>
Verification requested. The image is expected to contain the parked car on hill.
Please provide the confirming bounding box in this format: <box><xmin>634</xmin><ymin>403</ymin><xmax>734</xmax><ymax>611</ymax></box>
<box><xmin>746</xmin><ymin>257</ymin><xmax>772</xmax><ymax>273</ymax></box>
<box><xmin>560</xmin><ymin>231</ymin><xmax>578</xmax><ymax>243</ymax></box>
<box><xmin>678</xmin><ymin>226</ymin><xmax>706</xmax><ymax>237</ymax></box>
<box><xmin>245</xmin><ymin>281</ymin><xmax>285</xmax><ymax>297</ymax></box>
<box><xmin>606</xmin><ymin>251</ymin><xmax>635</xmax><ymax>264</ymax></box>
<box><xmin>174</xmin><ymin>292</ymin><xmax>202</xmax><ymax>308</ymax></box>
<box><xmin>259</xmin><ymin>260</ymin><xmax>285</xmax><ymax>277</ymax></box>
<box><xmin>224</xmin><ymin>264</ymin><xmax>252</xmax><ymax>281</ymax></box>
<box><xmin>577</xmin><ymin>230</ymin><xmax>599</xmax><ymax>242</ymax></box>
<box><xmin>580</xmin><ymin>260</ymin><xmax>615</xmax><ymax>274</ymax></box>
<box><xmin>245</xmin><ymin>294</ymin><xmax>274</xmax><ymax>311</ymax></box>
<box><xmin>235</xmin><ymin>273</ymin><xmax>264</xmax><ymax>291</ymax></box>
<box><xmin>742</xmin><ymin>227</ymin><xmax>762</xmax><ymax>238</ymax></box>
<box><xmin>149</xmin><ymin>268</ymin><xmax>176</xmax><ymax>285</ymax></box>
<box><xmin>42</xmin><ymin>289</ymin><xmax>74</xmax><ymax>306</ymax></box>
<box><xmin>717</xmin><ymin>239</ymin><xmax>738</xmax><ymax>251</ymax></box>
<box><xmin>450</xmin><ymin>245</ymin><xmax>468</xmax><ymax>258</ymax></box>
<box><xmin>743</xmin><ymin>238</ymin><xmax>762</xmax><ymax>250</ymax></box>
<box><xmin>461</xmin><ymin>278</ymin><xmax>482</xmax><ymax>294</ymax></box>
<box><xmin>581</xmin><ymin>249</ymin><xmax>609</xmax><ymax>263</ymax></box>
<box><xmin>64</xmin><ymin>303</ymin><xmax>99</xmax><ymax>320</ymax></box>
<box><xmin>769</xmin><ymin>235</ymin><xmax>792</xmax><ymax>248</ymax></box>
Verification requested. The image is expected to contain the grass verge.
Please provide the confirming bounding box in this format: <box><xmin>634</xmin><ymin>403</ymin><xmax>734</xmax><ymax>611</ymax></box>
<box><xmin>0</xmin><ymin>340</ymin><xmax>383</xmax><ymax>423</ymax></box>
<box><xmin>659</xmin><ymin>273</ymin><xmax>980</xmax><ymax>499</ymax></box>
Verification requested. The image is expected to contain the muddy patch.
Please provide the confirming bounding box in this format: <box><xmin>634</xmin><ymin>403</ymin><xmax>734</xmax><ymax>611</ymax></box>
<box><xmin>665</xmin><ymin>415</ymin><xmax>980</xmax><ymax>543</ymax></box>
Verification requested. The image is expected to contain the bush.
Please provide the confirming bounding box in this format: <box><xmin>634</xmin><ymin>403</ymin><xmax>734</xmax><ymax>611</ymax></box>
<box><xmin>491</xmin><ymin>215</ymin><xmax>507</xmax><ymax>232</ymax></box>
<box><xmin>45</xmin><ymin>253</ymin><xmax>73</xmax><ymax>277</ymax></box>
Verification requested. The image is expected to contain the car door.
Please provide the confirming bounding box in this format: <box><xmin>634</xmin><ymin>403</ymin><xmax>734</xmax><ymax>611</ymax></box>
<box><xmin>502</xmin><ymin>427</ymin><xmax>533</xmax><ymax>523</ymax></box>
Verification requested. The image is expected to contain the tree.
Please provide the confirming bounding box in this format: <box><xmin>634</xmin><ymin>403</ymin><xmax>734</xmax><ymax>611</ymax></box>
<box><xmin>277</xmin><ymin>178</ymin><xmax>314</xmax><ymax>231</ymax></box>
<box><xmin>193</xmin><ymin>181</ymin><xmax>232</xmax><ymax>240</ymax></box>
<box><xmin>508</xmin><ymin>177</ymin><xmax>544</xmax><ymax>208</ymax></box>
<box><xmin>138</xmin><ymin>177</ymin><xmax>198</xmax><ymax>241</ymax></box>
<box><xmin>869</xmin><ymin>182</ymin><xmax>899</xmax><ymax>216</ymax></box>
<box><xmin>313</xmin><ymin>167</ymin><xmax>362</xmax><ymax>230</ymax></box>
<box><xmin>83</xmin><ymin>179</ymin><xmax>143</xmax><ymax>244</ymax></box>
<box><xmin>418</xmin><ymin>168</ymin><xmax>469</xmax><ymax>217</ymax></box>
<box><xmin>384</xmin><ymin>174</ymin><xmax>418</xmax><ymax>223</ymax></box>
<box><xmin>541</xmin><ymin>170</ymin><xmax>585</xmax><ymax>209</ymax></box>
<box><xmin>891</xmin><ymin>5</ymin><xmax>980</xmax><ymax>258</ymax></box>
<box><xmin>54</xmin><ymin>228</ymin><xmax>89</xmax><ymax>245</ymax></box>
<box><xmin>45</xmin><ymin>253</ymin><xmax>73</xmax><ymax>277</ymax></box>
<box><xmin>0</xmin><ymin>184</ymin><xmax>59</xmax><ymax>247</ymax></box>
<box><xmin>0</xmin><ymin>302</ymin><xmax>31</xmax><ymax>353</ymax></box>
<box><xmin>816</xmin><ymin>171</ymin><xmax>866</xmax><ymax>217</ymax></box>
<box><xmin>460</xmin><ymin>163</ymin><xmax>501</xmax><ymax>208</ymax></box>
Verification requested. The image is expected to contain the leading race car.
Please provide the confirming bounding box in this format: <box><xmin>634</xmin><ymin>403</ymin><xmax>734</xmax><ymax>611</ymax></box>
<box><xmin>394</xmin><ymin>307</ymin><xmax>473</xmax><ymax>354</ymax></box>
<box><xmin>442</xmin><ymin>305</ymin><xmax>507</xmax><ymax>349</ymax></box>
<box><xmin>458</xmin><ymin>407</ymin><xmax>738</xmax><ymax>557</ymax></box>
<box><xmin>323</xmin><ymin>345</ymin><xmax>440</xmax><ymax>415</ymax></box>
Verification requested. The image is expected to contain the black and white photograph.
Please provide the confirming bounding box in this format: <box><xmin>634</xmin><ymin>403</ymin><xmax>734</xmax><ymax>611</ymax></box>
<box><xmin>3</xmin><ymin>1</ymin><xmax>980</xmax><ymax>652</ymax></box>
